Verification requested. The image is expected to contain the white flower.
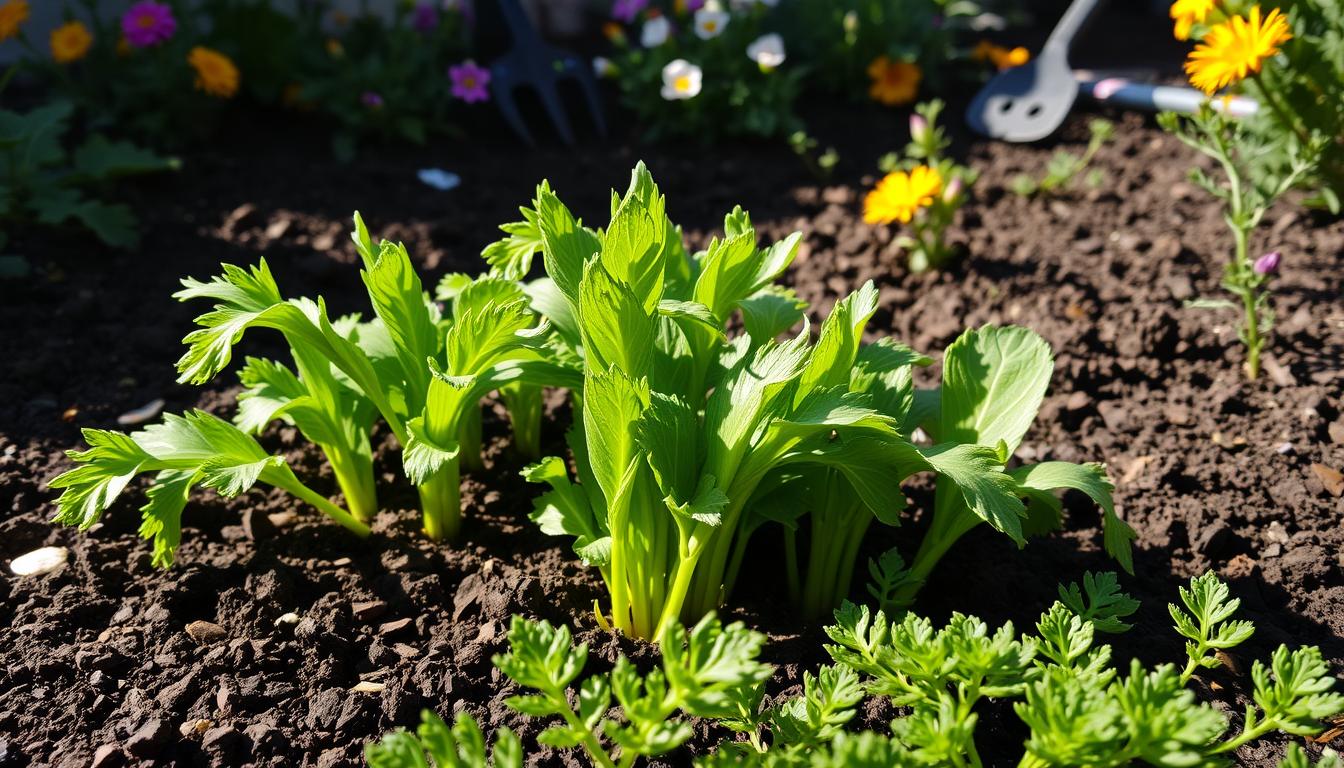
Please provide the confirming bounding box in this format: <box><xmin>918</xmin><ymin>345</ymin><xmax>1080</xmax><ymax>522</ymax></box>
<box><xmin>746</xmin><ymin>33</ymin><xmax>785</xmax><ymax>69</ymax></box>
<box><xmin>641</xmin><ymin>15</ymin><xmax>671</xmax><ymax>47</ymax></box>
<box><xmin>693</xmin><ymin>8</ymin><xmax>729</xmax><ymax>39</ymax></box>
<box><xmin>593</xmin><ymin>56</ymin><xmax>616</xmax><ymax>78</ymax></box>
<box><xmin>660</xmin><ymin>59</ymin><xmax>703</xmax><ymax>100</ymax></box>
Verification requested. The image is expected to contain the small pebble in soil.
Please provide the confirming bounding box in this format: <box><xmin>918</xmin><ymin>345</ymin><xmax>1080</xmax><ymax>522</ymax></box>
<box><xmin>178</xmin><ymin>719</ymin><xmax>212</xmax><ymax>738</ymax></box>
<box><xmin>275</xmin><ymin>612</ymin><xmax>300</xmax><ymax>626</ymax></box>
<box><xmin>185</xmin><ymin>620</ymin><xmax>227</xmax><ymax>644</ymax></box>
<box><xmin>350</xmin><ymin>680</ymin><xmax>386</xmax><ymax>693</ymax></box>
<box><xmin>1310</xmin><ymin>463</ymin><xmax>1344</xmax><ymax>497</ymax></box>
<box><xmin>9</xmin><ymin>546</ymin><xmax>68</xmax><ymax>577</ymax></box>
<box><xmin>352</xmin><ymin>600</ymin><xmax>388</xmax><ymax>622</ymax></box>
<box><xmin>116</xmin><ymin>398</ymin><xmax>165</xmax><ymax>426</ymax></box>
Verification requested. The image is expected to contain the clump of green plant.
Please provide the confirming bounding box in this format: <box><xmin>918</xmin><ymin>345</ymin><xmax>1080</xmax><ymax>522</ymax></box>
<box><xmin>602</xmin><ymin>2</ymin><xmax>803</xmax><ymax>140</ymax></box>
<box><xmin>366</xmin><ymin>572</ymin><xmax>1344</xmax><ymax>766</ymax></box>
<box><xmin>1010</xmin><ymin>118</ymin><xmax>1114</xmax><ymax>197</ymax></box>
<box><xmin>866</xmin><ymin>100</ymin><xmax>978</xmax><ymax>272</ymax></box>
<box><xmin>0</xmin><ymin>100</ymin><xmax>177</xmax><ymax>250</ymax></box>
<box><xmin>510</xmin><ymin>163</ymin><xmax>1070</xmax><ymax>640</ymax></box>
<box><xmin>832</xmin><ymin>570</ymin><xmax>1344</xmax><ymax>765</ymax></box>
<box><xmin>1159</xmin><ymin>105</ymin><xmax>1321</xmax><ymax>380</ymax></box>
<box><xmin>773</xmin><ymin>323</ymin><xmax>1133</xmax><ymax>622</ymax></box>
<box><xmin>51</xmin><ymin>214</ymin><xmax>577</xmax><ymax>559</ymax></box>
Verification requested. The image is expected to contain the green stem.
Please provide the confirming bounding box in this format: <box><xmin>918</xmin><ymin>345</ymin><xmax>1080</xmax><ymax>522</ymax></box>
<box><xmin>1231</xmin><ymin>226</ymin><xmax>1262</xmax><ymax>380</ymax></box>
<box><xmin>285</xmin><ymin>481</ymin><xmax>370</xmax><ymax>537</ymax></box>
<box><xmin>419</xmin><ymin>461</ymin><xmax>461</xmax><ymax>541</ymax></box>
<box><xmin>1017</xmin><ymin>754</ymin><xmax>1050</xmax><ymax>768</ymax></box>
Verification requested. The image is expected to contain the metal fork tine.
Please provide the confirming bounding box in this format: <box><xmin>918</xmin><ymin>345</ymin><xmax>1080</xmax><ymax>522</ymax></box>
<box><xmin>491</xmin><ymin>77</ymin><xmax>538</xmax><ymax>148</ymax></box>
<box><xmin>560</xmin><ymin>57</ymin><xmax>608</xmax><ymax>138</ymax></box>
<box><xmin>534</xmin><ymin>78</ymin><xmax>577</xmax><ymax>145</ymax></box>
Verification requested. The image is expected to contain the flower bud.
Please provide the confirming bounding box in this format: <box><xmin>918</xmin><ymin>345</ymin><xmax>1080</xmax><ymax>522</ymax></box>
<box><xmin>909</xmin><ymin>114</ymin><xmax>929</xmax><ymax>145</ymax></box>
<box><xmin>943</xmin><ymin>176</ymin><xmax>964</xmax><ymax>203</ymax></box>
<box><xmin>1253</xmin><ymin>251</ymin><xmax>1281</xmax><ymax>275</ymax></box>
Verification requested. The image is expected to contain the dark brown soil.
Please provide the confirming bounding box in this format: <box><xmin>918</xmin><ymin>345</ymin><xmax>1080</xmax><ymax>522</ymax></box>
<box><xmin>3</xmin><ymin>15</ymin><xmax>1343</xmax><ymax>767</ymax></box>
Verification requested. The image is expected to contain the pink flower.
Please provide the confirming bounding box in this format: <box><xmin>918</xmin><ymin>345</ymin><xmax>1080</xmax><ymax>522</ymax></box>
<box><xmin>611</xmin><ymin>0</ymin><xmax>647</xmax><ymax>23</ymax></box>
<box><xmin>412</xmin><ymin>3</ymin><xmax>438</xmax><ymax>32</ymax></box>
<box><xmin>450</xmin><ymin>60</ymin><xmax>491</xmax><ymax>103</ymax></box>
<box><xmin>361</xmin><ymin>91</ymin><xmax>384</xmax><ymax>109</ymax></box>
<box><xmin>122</xmin><ymin>1</ymin><xmax>176</xmax><ymax>48</ymax></box>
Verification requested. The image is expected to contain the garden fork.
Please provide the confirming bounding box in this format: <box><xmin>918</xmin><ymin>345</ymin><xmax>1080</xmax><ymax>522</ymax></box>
<box><xmin>488</xmin><ymin>0</ymin><xmax>607</xmax><ymax>146</ymax></box>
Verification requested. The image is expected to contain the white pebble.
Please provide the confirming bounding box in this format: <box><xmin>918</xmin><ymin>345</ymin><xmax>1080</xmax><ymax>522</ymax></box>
<box><xmin>351</xmin><ymin>681</ymin><xmax>386</xmax><ymax>693</ymax></box>
<box><xmin>275</xmin><ymin>612</ymin><xmax>300</xmax><ymax>626</ymax></box>
<box><xmin>116</xmin><ymin>398</ymin><xmax>166</xmax><ymax>426</ymax></box>
<box><xmin>10</xmin><ymin>546</ymin><xmax>69</xmax><ymax>576</ymax></box>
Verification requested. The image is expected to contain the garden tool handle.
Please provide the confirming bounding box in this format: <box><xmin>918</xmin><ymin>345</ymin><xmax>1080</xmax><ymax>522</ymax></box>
<box><xmin>1078</xmin><ymin>78</ymin><xmax>1260</xmax><ymax>117</ymax></box>
<box><xmin>1043</xmin><ymin>0</ymin><xmax>1108</xmax><ymax>56</ymax></box>
<box><xmin>496</xmin><ymin>0</ymin><xmax>538</xmax><ymax>42</ymax></box>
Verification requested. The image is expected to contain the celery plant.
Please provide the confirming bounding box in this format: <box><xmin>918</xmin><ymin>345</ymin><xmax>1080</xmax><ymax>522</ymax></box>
<box><xmin>175</xmin><ymin>223</ymin><xmax>577</xmax><ymax>541</ymax></box>
<box><xmin>522</xmin><ymin>164</ymin><xmax>1029</xmax><ymax>639</ymax></box>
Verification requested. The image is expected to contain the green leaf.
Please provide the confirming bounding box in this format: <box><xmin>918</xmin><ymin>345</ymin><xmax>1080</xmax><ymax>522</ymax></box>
<box><xmin>578</xmin><ymin>258</ymin><xmax>656</xmax><ymax>379</ymax></box>
<box><xmin>660</xmin><ymin>613</ymin><xmax>773</xmax><ymax>720</ymax></box>
<box><xmin>920</xmin><ymin>443</ymin><xmax>1027</xmax><ymax>545</ymax></box>
<box><xmin>939</xmin><ymin>325</ymin><xmax>1054</xmax><ymax>455</ymax></box>
<box><xmin>403</xmin><ymin>416</ymin><xmax>461</xmax><ymax>486</ymax></box>
<box><xmin>71</xmin><ymin>135</ymin><xmax>177</xmax><ymax>178</ymax></box>
<box><xmin>1169</xmin><ymin>571</ymin><xmax>1255</xmax><ymax>674</ymax></box>
<box><xmin>738</xmin><ymin>285</ymin><xmax>808</xmax><ymax>342</ymax></box>
<box><xmin>1009</xmin><ymin>461</ymin><xmax>1135</xmax><ymax>573</ymax></box>
<box><xmin>1058</xmin><ymin>571</ymin><xmax>1140</xmax><ymax>634</ymax></box>
<box><xmin>1249</xmin><ymin>645</ymin><xmax>1344</xmax><ymax>737</ymax></box>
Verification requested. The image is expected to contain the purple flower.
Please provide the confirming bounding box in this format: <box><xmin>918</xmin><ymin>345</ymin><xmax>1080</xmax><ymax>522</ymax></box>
<box><xmin>412</xmin><ymin>3</ymin><xmax>438</xmax><ymax>32</ymax></box>
<box><xmin>611</xmin><ymin>0</ymin><xmax>647</xmax><ymax>23</ymax></box>
<box><xmin>361</xmin><ymin>91</ymin><xmax>384</xmax><ymax>109</ymax></box>
<box><xmin>685</xmin><ymin>0</ymin><xmax>706</xmax><ymax>10</ymax></box>
<box><xmin>1253</xmin><ymin>251</ymin><xmax>1281</xmax><ymax>275</ymax></box>
<box><xmin>449</xmin><ymin>60</ymin><xmax>491</xmax><ymax>103</ymax></box>
<box><xmin>909</xmin><ymin>114</ymin><xmax>928</xmax><ymax>144</ymax></box>
<box><xmin>122</xmin><ymin>1</ymin><xmax>176</xmax><ymax>48</ymax></box>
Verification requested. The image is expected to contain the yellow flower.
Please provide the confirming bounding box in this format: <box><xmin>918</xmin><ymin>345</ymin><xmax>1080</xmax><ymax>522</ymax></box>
<box><xmin>1184</xmin><ymin>6</ymin><xmax>1291</xmax><ymax>95</ymax></box>
<box><xmin>1170</xmin><ymin>0</ymin><xmax>1216</xmax><ymax>40</ymax></box>
<box><xmin>0</xmin><ymin>0</ymin><xmax>29</xmax><ymax>42</ymax></box>
<box><xmin>863</xmin><ymin>166</ymin><xmax>943</xmax><ymax>225</ymax></box>
<box><xmin>50</xmin><ymin>21</ymin><xmax>93</xmax><ymax>64</ymax></box>
<box><xmin>188</xmin><ymin>46</ymin><xmax>240</xmax><ymax>98</ymax></box>
<box><xmin>867</xmin><ymin>56</ymin><xmax>921</xmax><ymax>107</ymax></box>
<box><xmin>325</xmin><ymin>37</ymin><xmax>344</xmax><ymax>57</ymax></box>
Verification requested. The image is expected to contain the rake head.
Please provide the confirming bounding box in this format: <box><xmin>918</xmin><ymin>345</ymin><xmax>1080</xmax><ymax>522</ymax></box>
<box><xmin>488</xmin><ymin>0</ymin><xmax>608</xmax><ymax>147</ymax></box>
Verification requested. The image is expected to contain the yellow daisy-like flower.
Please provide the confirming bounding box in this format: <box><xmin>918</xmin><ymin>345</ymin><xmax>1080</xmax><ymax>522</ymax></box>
<box><xmin>867</xmin><ymin>56</ymin><xmax>921</xmax><ymax>107</ymax></box>
<box><xmin>863</xmin><ymin>166</ymin><xmax>943</xmax><ymax>225</ymax></box>
<box><xmin>1184</xmin><ymin>6</ymin><xmax>1292</xmax><ymax>95</ymax></box>
<box><xmin>50</xmin><ymin>21</ymin><xmax>93</xmax><ymax>64</ymax></box>
<box><xmin>0</xmin><ymin>0</ymin><xmax>29</xmax><ymax>42</ymax></box>
<box><xmin>188</xmin><ymin>46</ymin><xmax>240</xmax><ymax>99</ymax></box>
<box><xmin>1170</xmin><ymin>0</ymin><xmax>1216</xmax><ymax>40</ymax></box>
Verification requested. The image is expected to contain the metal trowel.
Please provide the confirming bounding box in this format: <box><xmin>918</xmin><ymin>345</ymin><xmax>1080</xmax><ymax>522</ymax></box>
<box><xmin>966</xmin><ymin>0</ymin><xmax>1106</xmax><ymax>142</ymax></box>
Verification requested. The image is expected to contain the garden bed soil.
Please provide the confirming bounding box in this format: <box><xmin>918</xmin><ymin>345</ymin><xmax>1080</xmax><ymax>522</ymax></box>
<box><xmin>3</xmin><ymin>46</ymin><xmax>1344</xmax><ymax>768</ymax></box>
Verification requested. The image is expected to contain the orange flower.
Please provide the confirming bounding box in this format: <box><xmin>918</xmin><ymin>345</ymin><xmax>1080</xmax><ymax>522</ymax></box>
<box><xmin>0</xmin><ymin>0</ymin><xmax>29</xmax><ymax>41</ymax></box>
<box><xmin>50</xmin><ymin>20</ymin><xmax>93</xmax><ymax>63</ymax></box>
<box><xmin>188</xmin><ymin>46</ymin><xmax>240</xmax><ymax>98</ymax></box>
<box><xmin>973</xmin><ymin>40</ymin><xmax>1030</xmax><ymax>69</ymax></box>
<box><xmin>1184</xmin><ymin>6</ymin><xmax>1291</xmax><ymax>94</ymax></box>
<box><xmin>867</xmin><ymin>56</ymin><xmax>921</xmax><ymax>106</ymax></box>
<box><xmin>864</xmin><ymin>166</ymin><xmax>943</xmax><ymax>225</ymax></box>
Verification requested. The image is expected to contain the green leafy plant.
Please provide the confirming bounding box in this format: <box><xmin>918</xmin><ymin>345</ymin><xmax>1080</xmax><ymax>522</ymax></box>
<box><xmin>868</xmin><ymin>100</ymin><xmax>978</xmax><ymax>272</ymax></box>
<box><xmin>0</xmin><ymin>101</ymin><xmax>177</xmax><ymax>249</ymax></box>
<box><xmin>52</xmin><ymin>211</ymin><xmax>577</xmax><ymax>558</ymax></box>
<box><xmin>1010</xmin><ymin>118</ymin><xmax>1114</xmax><ymax>197</ymax></box>
<box><xmin>365</xmin><ymin>709</ymin><xmax>523</xmax><ymax>768</ymax></box>
<box><xmin>49</xmin><ymin>410</ymin><xmax>368</xmax><ymax>567</ymax></box>
<box><xmin>828</xmin><ymin>571</ymin><xmax>1344</xmax><ymax>766</ymax></box>
<box><xmin>877</xmin><ymin>324</ymin><xmax>1137</xmax><ymax>610</ymax></box>
<box><xmin>513</xmin><ymin>163</ymin><xmax>1047</xmax><ymax>639</ymax></box>
<box><xmin>1159</xmin><ymin>105</ymin><xmax>1321</xmax><ymax>380</ymax></box>
<box><xmin>603</xmin><ymin>2</ymin><xmax>803</xmax><ymax>141</ymax></box>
